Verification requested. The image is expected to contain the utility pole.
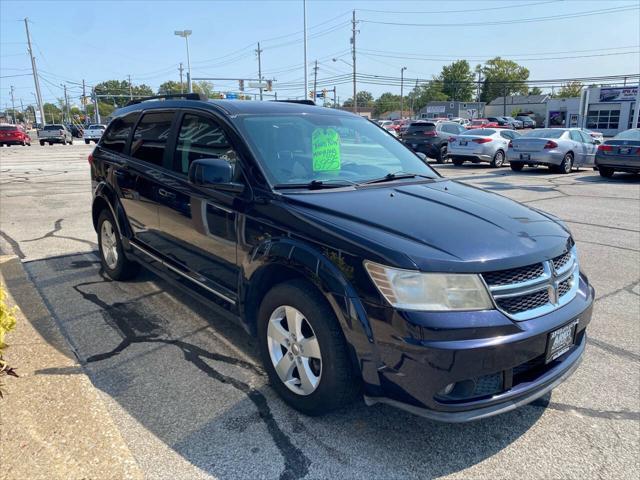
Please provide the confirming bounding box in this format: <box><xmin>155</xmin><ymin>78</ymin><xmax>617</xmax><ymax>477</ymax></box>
<box><xmin>303</xmin><ymin>0</ymin><xmax>308</xmax><ymax>101</ymax></box>
<box><xmin>10</xmin><ymin>86</ymin><xmax>16</xmax><ymax>124</ymax></box>
<box><xmin>475</xmin><ymin>64</ymin><xmax>482</xmax><ymax>118</ymax></box>
<box><xmin>313</xmin><ymin>60</ymin><xmax>318</xmax><ymax>101</ymax></box>
<box><xmin>503</xmin><ymin>84</ymin><xmax>507</xmax><ymax>116</ymax></box>
<box><xmin>24</xmin><ymin>18</ymin><xmax>46</xmax><ymax>126</ymax></box>
<box><xmin>400</xmin><ymin>67</ymin><xmax>407</xmax><ymax>119</ymax></box>
<box><xmin>351</xmin><ymin>9</ymin><xmax>357</xmax><ymax>113</ymax></box>
<box><xmin>333</xmin><ymin>86</ymin><xmax>337</xmax><ymax>108</ymax></box>
<box><xmin>256</xmin><ymin>42</ymin><xmax>263</xmax><ymax>101</ymax></box>
<box><xmin>82</xmin><ymin>79</ymin><xmax>87</xmax><ymax>118</ymax></box>
<box><xmin>410</xmin><ymin>78</ymin><xmax>418</xmax><ymax>119</ymax></box>
<box><xmin>20</xmin><ymin>98</ymin><xmax>25</xmax><ymax>123</ymax></box>
<box><xmin>62</xmin><ymin>83</ymin><xmax>70</xmax><ymax>123</ymax></box>
<box><xmin>127</xmin><ymin>74</ymin><xmax>133</xmax><ymax>100</ymax></box>
<box><xmin>178</xmin><ymin>63</ymin><xmax>184</xmax><ymax>93</ymax></box>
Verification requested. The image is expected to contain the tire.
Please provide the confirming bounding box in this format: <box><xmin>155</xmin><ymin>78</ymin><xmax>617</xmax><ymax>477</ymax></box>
<box><xmin>68</xmin><ymin>138</ymin><xmax>73</xmax><ymax>145</ymax></box>
<box><xmin>97</xmin><ymin>209</ymin><xmax>139</xmax><ymax>281</ymax></box>
<box><xmin>510</xmin><ymin>162</ymin><xmax>524</xmax><ymax>171</ymax></box>
<box><xmin>598</xmin><ymin>166</ymin><xmax>614</xmax><ymax>178</ymax></box>
<box><xmin>558</xmin><ymin>153</ymin><xmax>573</xmax><ymax>174</ymax></box>
<box><xmin>40</xmin><ymin>141</ymin><xmax>45</xmax><ymax>146</ymax></box>
<box><xmin>452</xmin><ymin>157</ymin><xmax>464</xmax><ymax>166</ymax></box>
<box><xmin>491</xmin><ymin>150</ymin><xmax>505</xmax><ymax>168</ymax></box>
<box><xmin>85</xmin><ymin>139</ymin><xmax>90</xmax><ymax>144</ymax></box>
<box><xmin>436</xmin><ymin>145</ymin><xmax>447</xmax><ymax>164</ymax></box>
<box><xmin>49</xmin><ymin>142</ymin><xmax>53</xmax><ymax>146</ymax></box>
<box><xmin>257</xmin><ymin>280</ymin><xmax>358</xmax><ymax>416</ymax></box>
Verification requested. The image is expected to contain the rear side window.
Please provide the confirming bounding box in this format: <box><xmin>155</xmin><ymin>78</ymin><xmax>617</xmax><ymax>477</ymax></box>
<box><xmin>441</xmin><ymin>124</ymin><xmax>461</xmax><ymax>134</ymax></box>
<box><xmin>462</xmin><ymin>128</ymin><xmax>495</xmax><ymax>136</ymax></box>
<box><xmin>130</xmin><ymin>111</ymin><xmax>175</xmax><ymax>166</ymax></box>
<box><xmin>173</xmin><ymin>113</ymin><xmax>237</xmax><ymax>175</ymax></box>
<box><xmin>101</xmin><ymin>113</ymin><xmax>138</xmax><ymax>153</ymax></box>
<box><xmin>569</xmin><ymin>130</ymin><xmax>583</xmax><ymax>142</ymax></box>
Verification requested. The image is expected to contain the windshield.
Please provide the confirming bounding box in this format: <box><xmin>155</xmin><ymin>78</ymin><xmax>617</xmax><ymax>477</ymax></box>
<box><xmin>0</xmin><ymin>126</ymin><xmax>18</xmax><ymax>131</ymax></box>
<box><xmin>523</xmin><ymin>128</ymin><xmax>565</xmax><ymax>139</ymax></box>
<box><xmin>614</xmin><ymin>129</ymin><xmax>640</xmax><ymax>141</ymax></box>
<box><xmin>237</xmin><ymin>113</ymin><xmax>437</xmax><ymax>187</ymax></box>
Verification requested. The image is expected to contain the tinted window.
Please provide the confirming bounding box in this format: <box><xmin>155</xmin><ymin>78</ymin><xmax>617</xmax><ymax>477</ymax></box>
<box><xmin>130</xmin><ymin>111</ymin><xmax>174</xmax><ymax>166</ymax></box>
<box><xmin>441</xmin><ymin>124</ymin><xmax>459</xmax><ymax>134</ymax></box>
<box><xmin>44</xmin><ymin>124</ymin><xmax>64</xmax><ymax>130</ymax></box>
<box><xmin>101</xmin><ymin>113</ymin><xmax>138</xmax><ymax>153</ymax></box>
<box><xmin>88</xmin><ymin>124</ymin><xmax>105</xmax><ymax>130</ymax></box>
<box><xmin>0</xmin><ymin>126</ymin><xmax>18</xmax><ymax>131</ymax></box>
<box><xmin>173</xmin><ymin>114</ymin><xmax>238</xmax><ymax>175</ymax></box>
<box><xmin>407</xmin><ymin>123</ymin><xmax>436</xmax><ymax>133</ymax></box>
<box><xmin>500</xmin><ymin>130</ymin><xmax>514</xmax><ymax>139</ymax></box>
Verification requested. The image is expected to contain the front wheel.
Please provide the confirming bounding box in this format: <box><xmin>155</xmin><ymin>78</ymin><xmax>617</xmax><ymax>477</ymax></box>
<box><xmin>85</xmin><ymin>139</ymin><xmax>90</xmax><ymax>144</ymax></box>
<box><xmin>436</xmin><ymin>145</ymin><xmax>447</xmax><ymax>164</ymax></box>
<box><xmin>491</xmin><ymin>150</ymin><xmax>505</xmax><ymax>168</ymax></box>
<box><xmin>40</xmin><ymin>141</ymin><xmax>45</xmax><ymax>146</ymax></box>
<box><xmin>258</xmin><ymin>280</ymin><xmax>358</xmax><ymax>416</ymax></box>
<box><xmin>598</xmin><ymin>166</ymin><xmax>614</xmax><ymax>178</ymax></box>
<box><xmin>97</xmin><ymin>209</ymin><xmax>139</xmax><ymax>280</ymax></box>
<box><xmin>510</xmin><ymin>162</ymin><xmax>524</xmax><ymax>171</ymax></box>
<box><xmin>452</xmin><ymin>157</ymin><xmax>464</xmax><ymax>166</ymax></box>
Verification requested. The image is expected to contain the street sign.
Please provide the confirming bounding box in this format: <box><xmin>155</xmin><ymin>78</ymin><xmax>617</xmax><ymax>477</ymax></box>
<box><xmin>248</xmin><ymin>82</ymin><xmax>268</xmax><ymax>89</ymax></box>
<box><xmin>226</xmin><ymin>92</ymin><xmax>238</xmax><ymax>99</ymax></box>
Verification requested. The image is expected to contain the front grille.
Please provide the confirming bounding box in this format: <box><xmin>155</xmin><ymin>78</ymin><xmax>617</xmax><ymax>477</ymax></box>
<box><xmin>496</xmin><ymin>290</ymin><xmax>550</xmax><ymax>314</ymax></box>
<box><xmin>558</xmin><ymin>278</ymin><xmax>572</xmax><ymax>297</ymax></box>
<box><xmin>482</xmin><ymin>263</ymin><xmax>544</xmax><ymax>286</ymax></box>
<box><xmin>553</xmin><ymin>251</ymin><xmax>572</xmax><ymax>271</ymax></box>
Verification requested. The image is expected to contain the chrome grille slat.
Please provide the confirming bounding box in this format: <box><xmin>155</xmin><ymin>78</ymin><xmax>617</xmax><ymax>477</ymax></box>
<box><xmin>482</xmin><ymin>247</ymin><xmax>579</xmax><ymax>320</ymax></box>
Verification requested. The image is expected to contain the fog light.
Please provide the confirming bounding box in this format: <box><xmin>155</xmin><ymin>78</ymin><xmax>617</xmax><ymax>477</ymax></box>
<box><xmin>438</xmin><ymin>383</ymin><xmax>455</xmax><ymax>396</ymax></box>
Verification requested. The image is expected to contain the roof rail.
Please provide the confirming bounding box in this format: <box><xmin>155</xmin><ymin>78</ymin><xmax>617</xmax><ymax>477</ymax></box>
<box><xmin>126</xmin><ymin>93</ymin><xmax>207</xmax><ymax>106</ymax></box>
<box><xmin>271</xmin><ymin>99</ymin><xmax>316</xmax><ymax>106</ymax></box>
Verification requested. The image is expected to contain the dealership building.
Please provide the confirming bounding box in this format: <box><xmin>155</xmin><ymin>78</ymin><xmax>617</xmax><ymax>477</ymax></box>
<box><xmin>545</xmin><ymin>86</ymin><xmax>639</xmax><ymax>136</ymax></box>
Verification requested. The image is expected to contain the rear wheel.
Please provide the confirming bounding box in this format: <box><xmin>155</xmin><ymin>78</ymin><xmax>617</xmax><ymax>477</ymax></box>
<box><xmin>558</xmin><ymin>153</ymin><xmax>574</xmax><ymax>174</ymax></box>
<box><xmin>452</xmin><ymin>157</ymin><xmax>464</xmax><ymax>166</ymax></box>
<box><xmin>598</xmin><ymin>166</ymin><xmax>614</xmax><ymax>178</ymax></box>
<box><xmin>491</xmin><ymin>150</ymin><xmax>505</xmax><ymax>168</ymax></box>
<box><xmin>85</xmin><ymin>139</ymin><xmax>90</xmax><ymax>144</ymax></box>
<box><xmin>48</xmin><ymin>142</ymin><xmax>53</xmax><ymax>146</ymax></box>
<box><xmin>40</xmin><ymin>141</ymin><xmax>45</xmax><ymax>146</ymax></box>
<box><xmin>97</xmin><ymin>209</ymin><xmax>139</xmax><ymax>281</ymax></box>
<box><xmin>68</xmin><ymin>138</ymin><xmax>73</xmax><ymax>145</ymax></box>
<box><xmin>436</xmin><ymin>144</ymin><xmax>447</xmax><ymax>164</ymax></box>
<box><xmin>258</xmin><ymin>280</ymin><xmax>357</xmax><ymax>416</ymax></box>
<box><xmin>510</xmin><ymin>162</ymin><xmax>524</xmax><ymax>171</ymax></box>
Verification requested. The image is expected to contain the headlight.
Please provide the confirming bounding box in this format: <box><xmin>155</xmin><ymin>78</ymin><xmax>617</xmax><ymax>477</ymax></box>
<box><xmin>364</xmin><ymin>261</ymin><xmax>493</xmax><ymax>311</ymax></box>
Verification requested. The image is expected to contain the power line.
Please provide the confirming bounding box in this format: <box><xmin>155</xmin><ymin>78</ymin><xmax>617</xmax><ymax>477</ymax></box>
<box><xmin>360</xmin><ymin>5</ymin><xmax>639</xmax><ymax>27</ymax></box>
<box><xmin>359</xmin><ymin>50</ymin><xmax>640</xmax><ymax>63</ymax></box>
<box><xmin>358</xmin><ymin>0</ymin><xmax>559</xmax><ymax>15</ymax></box>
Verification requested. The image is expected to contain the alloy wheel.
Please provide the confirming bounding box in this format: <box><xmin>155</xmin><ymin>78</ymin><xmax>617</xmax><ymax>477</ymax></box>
<box><xmin>100</xmin><ymin>220</ymin><xmax>119</xmax><ymax>270</ymax></box>
<box><xmin>267</xmin><ymin>305</ymin><xmax>322</xmax><ymax>396</ymax></box>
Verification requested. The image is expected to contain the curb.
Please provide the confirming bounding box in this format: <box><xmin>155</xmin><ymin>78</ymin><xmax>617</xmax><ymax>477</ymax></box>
<box><xmin>0</xmin><ymin>255</ymin><xmax>144</xmax><ymax>480</ymax></box>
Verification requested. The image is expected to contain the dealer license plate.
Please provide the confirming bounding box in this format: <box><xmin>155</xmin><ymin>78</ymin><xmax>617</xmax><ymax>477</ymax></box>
<box><xmin>459</xmin><ymin>140</ymin><xmax>468</xmax><ymax>146</ymax></box>
<box><xmin>619</xmin><ymin>147</ymin><xmax>631</xmax><ymax>155</ymax></box>
<box><xmin>520</xmin><ymin>153</ymin><xmax>531</xmax><ymax>161</ymax></box>
<box><xmin>546</xmin><ymin>320</ymin><xmax>578</xmax><ymax>363</ymax></box>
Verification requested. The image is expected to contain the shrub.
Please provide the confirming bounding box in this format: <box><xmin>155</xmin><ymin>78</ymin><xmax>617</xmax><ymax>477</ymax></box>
<box><xmin>0</xmin><ymin>285</ymin><xmax>18</xmax><ymax>398</ymax></box>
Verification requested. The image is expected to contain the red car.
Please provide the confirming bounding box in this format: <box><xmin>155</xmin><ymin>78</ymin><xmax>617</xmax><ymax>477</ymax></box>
<box><xmin>466</xmin><ymin>119</ymin><xmax>499</xmax><ymax>130</ymax></box>
<box><xmin>0</xmin><ymin>124</ymin><xmax>31</xmax><ymax>146</ymax></box>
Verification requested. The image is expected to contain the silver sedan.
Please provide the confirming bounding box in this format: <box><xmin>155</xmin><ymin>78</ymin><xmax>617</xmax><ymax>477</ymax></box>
<box><xmin>448</xmin><ymin>128</ymin><xmax>520</xmax><ymax>167</ymax></box>
<box><xmin>507</xmin><ymin>128</ymin><xmax>598</xmax><ymax>173</ymax></box>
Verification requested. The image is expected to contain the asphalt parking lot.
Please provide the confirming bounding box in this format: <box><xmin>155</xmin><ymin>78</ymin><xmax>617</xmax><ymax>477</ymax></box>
<box><xmin>0</xmin><ymin>141</ymin><xmax>638</xmax><ymax>479</ymax></box>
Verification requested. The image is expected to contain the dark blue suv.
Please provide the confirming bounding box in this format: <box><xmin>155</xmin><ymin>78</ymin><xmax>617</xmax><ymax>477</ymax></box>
<box><xmin>90</xmin><ymin>94</ymin><xmax>594</xmax><ymax>422</ymax></box>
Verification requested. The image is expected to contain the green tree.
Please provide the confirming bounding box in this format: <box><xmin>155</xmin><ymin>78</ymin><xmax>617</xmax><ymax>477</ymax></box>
<box><xmin>158</xmin><ymin>80</ymin><xmax>184</xmax><ymax>95</ymax></box>
<box><xmin>43</xmin><ymin>103</ymin><xmax>63</xmax><ymax>123</ymax></box>
<box><xmin>373</xmin><ymin>92</ymin><xmax>402</xmax><ymax>116</ymax></box>
<box><xmin>480</xmin><ymin>57</ymin><xmax>530</xmax><ymax>103</ymax></box>
<box><xmin>529</xmin><ymin>86</ymin><xmax>543</xmax><ymax>96</ymax></box>
<box><xmin>192</xmin><ymin>81</ymin><xmax>216</xmax><ymax>97</ymax></box>
<box><xmin>554</xmin><ymin>81</ymin><xmax>583</xmax><ymax>98</ymax></box>
<box><xmin>343</xmin><ymin>91</ymin><xmax>374</xmax><ymax>108</ymax></box>
<box><xmin>440</xmin><ymin>60</ymin><xmax>474</xmax><ymax>102</ymax></box>
<box><xmin>408</xmin><ymin>78</ymin><xmax>448</xmax><ymax>113</ymax></box>
<box><xmin>93</xmin><ymin>80</ymin><xmax>154</xmax><ymax>108</ymax></box>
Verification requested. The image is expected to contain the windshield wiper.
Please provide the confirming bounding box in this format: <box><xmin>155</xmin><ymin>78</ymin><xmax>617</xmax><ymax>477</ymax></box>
<box><xmin>273</xmin><ymin>179</ymin><xmax>358</xmax><ymax>190</ymax></box>
<box><xmin>362</xmin><ymin>171</ymin><xmax>433</xmax><ymax>185</ymax></box>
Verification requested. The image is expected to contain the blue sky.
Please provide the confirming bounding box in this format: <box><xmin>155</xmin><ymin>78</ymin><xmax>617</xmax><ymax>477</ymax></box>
<box><xmin>1</xmin><ymin>0</ymin><xmax>639</xmax><ymax>110</ymax></box>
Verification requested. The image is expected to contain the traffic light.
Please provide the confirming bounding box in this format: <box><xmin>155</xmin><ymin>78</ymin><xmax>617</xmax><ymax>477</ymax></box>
<box><xmin>309</xmin><ymin>90</ymin><xmax>314</xmax><ymax>99</ymax></box>
<box><xmin>239</xmin><ymin>79</ymin><xmax>244</xmax><ymax>91</ymax></box>
<box><xmin>266</xmin><ymin>80</ymin><xmax>273</xmax><ymax>91</ymax></box>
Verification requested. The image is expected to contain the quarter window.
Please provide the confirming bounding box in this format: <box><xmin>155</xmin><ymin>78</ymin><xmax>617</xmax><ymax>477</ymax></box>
<box><xmin>173</xmin><ymin>114</ymin><xmax>238</xmax><ymax>176</ymax></box>
<box><xmin>100</xmin><ymin>113</ymin><xmax>138</xmax><ymax>153</ymax></box>
<box><xmin>569</xmin><ymin>130</ymin><xmax>583</xmax><ymax>142</ymax></box>
<box><xmin>130</xmin><ymin>111</ymin><xmax>174</xmax><ymax>166</ymax></box>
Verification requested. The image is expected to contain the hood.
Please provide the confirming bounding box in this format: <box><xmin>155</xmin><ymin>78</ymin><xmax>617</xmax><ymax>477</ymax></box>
<box><xmin>283</xmin><ymin>179</ymin><xmax>572</xmax><ymax>273</ymax></box>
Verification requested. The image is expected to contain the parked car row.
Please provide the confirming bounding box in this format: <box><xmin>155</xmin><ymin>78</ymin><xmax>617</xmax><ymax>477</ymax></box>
<box><xmin>399</xmin><ymin>120</ymin><xmax>466</xmax><ymax>163</ymax></box>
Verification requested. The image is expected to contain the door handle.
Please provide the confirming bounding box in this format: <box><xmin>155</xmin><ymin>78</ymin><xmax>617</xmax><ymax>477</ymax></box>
<box><xmin>158</xmin><ymin>188</ymin><xmax>176</xmax><ymax>199</ymax></box>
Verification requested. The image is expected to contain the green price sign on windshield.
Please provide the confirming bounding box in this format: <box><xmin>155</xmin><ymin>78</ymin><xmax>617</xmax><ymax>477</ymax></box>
<box><xmin>312</xmin><ymin>128</ymin><xmax>341</xmax><ymax>172</ymax></box>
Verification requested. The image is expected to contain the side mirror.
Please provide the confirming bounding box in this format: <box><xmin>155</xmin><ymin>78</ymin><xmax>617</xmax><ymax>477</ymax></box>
<box><xmin>415</xmin><ymin>152</ymin><xmax>428</xmax><ymax>162</ymax></box>
<box><xmin>188</xmin><ymin>158</ymin><xmax>244</xmax><ymax>193</ymax></box>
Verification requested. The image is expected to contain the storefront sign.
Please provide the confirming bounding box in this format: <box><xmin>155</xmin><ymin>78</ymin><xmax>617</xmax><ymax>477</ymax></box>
<box><xmin>426</xmin><ymin>106</ymin><xmax>446</xmax><ymax>113</ymax></box>
<box><xmin>599</xmin><ymin>87</ymin><xmax>638</xmax><ymax>102</ymax></box>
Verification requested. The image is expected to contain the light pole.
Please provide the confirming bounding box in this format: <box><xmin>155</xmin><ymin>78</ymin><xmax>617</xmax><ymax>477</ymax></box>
<box><xmin>174</xmin><ymin>30</ymin><xmax>193</xmax><ymax>93</ymax></box>
<box><xmin>400</xmin><ymin>67</ymin><xmax>407</xmax><ymax>119</ymax></box>
<box><xmin>332</xmin><ymin>58</ymin><xmax>353</xmax><ymax>108</ymax></box>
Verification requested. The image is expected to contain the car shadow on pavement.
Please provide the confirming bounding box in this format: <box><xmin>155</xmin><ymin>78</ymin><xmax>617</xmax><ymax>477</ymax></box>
<box><xmin>25</xmin><ymin>251</ymin><xmax>547</xmax><ymax>479</ymax></box>
<box><xmin>575</xmin><ymin>173</ymin><xmax>640</xmax><ymax>183</ymax></box>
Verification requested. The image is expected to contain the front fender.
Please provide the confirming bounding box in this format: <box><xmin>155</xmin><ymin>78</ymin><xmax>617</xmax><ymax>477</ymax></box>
<box><xmin>245</xmin><ymin>237</ymin><xmax>382</xmax><ymax>390</ymax></box>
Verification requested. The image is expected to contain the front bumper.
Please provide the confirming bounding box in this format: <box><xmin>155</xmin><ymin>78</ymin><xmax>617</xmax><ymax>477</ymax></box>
<box><xmin>362</xmin><ymin>273</ymin><xmax>594</xmax><ymax>422</ymax></box>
